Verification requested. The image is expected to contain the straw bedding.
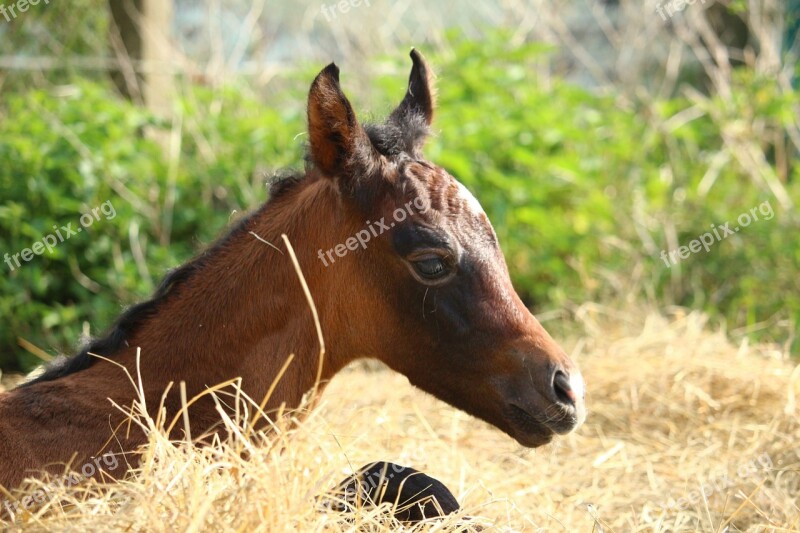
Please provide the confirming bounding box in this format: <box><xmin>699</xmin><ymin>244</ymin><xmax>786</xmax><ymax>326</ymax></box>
<box><xmin>1</xmin><ymin>306</ymin><xmax>797</xmax><ymax>531</ymax></box>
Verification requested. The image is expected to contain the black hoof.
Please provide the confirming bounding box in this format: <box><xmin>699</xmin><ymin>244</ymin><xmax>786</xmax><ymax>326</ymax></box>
<box><xmin>325</xmin><ymin>461</ymin><xmax>461</xmax><ymax>524</ymax></box>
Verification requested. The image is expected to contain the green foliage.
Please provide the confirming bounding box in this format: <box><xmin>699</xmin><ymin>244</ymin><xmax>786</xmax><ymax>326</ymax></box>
<box><xmin>0</xmin><ymin>0</ymin><xmax>110</xmax><ymax>92</ymax></box>
<box><xmin>423</xmin><ymin>33</ymin><xmax>799</xmax><ymax>349</ymax></box>
<box><xmin>0</xmin><ymin>81</ymin><xmax>305</xmax><ymax>369</ymax></box>
<box><xmin>0</xmin><ymin>30</ymin><xmax>798</xmax><ymax>370</ymax></box>
<box><xmin>425</xmin><ymin>39</ymin><xmax>639</xmax><ymax>306</ymax></box>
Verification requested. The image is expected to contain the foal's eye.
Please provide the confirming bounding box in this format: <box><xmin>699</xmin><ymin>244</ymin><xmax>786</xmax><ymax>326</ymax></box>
<box><xmin>413</xmin><ymin>257</ymin><xmax>449</xmax><ymax>280</ymax></box>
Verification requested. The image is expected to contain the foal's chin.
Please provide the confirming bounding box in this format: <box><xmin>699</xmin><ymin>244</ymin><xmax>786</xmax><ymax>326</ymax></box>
<box><xmin>500</xmin><ymin>403</ymin><xmax>582</xmax><ymax>448</ymax></box>
<box><xmin>500</xmin><ymin>413</ymin><xmax>556</xmax><ymax>448</ymax></box>
<box><xmin>512</xmin><ymin>431</ymin><xmax>554</xmax><ymax>448</ymax></box>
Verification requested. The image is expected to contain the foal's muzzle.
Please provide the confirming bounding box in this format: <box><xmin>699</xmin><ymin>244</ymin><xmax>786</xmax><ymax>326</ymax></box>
<box><xmin>504</xmin><ymin>363</ymin><xmax>586</xmax><ymax>447</ymax></box>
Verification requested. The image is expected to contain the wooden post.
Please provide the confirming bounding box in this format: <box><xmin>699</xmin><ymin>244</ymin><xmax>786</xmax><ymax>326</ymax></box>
<box><xmin>109</xmin><ymin>0</ymin><xmax>174</xmax><ymax>117</ymax></box>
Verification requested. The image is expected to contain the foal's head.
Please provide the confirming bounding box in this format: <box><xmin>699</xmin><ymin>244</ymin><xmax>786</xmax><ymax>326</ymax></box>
<box><xmin>303</xmin><ymin>50</ymin><xmax>585</xmax><ymax>447</ymax></box>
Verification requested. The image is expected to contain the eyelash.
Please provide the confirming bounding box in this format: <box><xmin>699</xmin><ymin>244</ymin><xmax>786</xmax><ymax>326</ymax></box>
<box><xmin>413</xmin><ymin>257</ymin><xmax>448</xmax><ymax>280</ymax></box>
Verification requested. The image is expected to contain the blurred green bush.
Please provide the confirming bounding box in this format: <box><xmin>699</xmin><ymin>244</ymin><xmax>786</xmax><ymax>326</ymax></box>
<box><xmin>424</xmin><ymin>34</ymin><xmax>799</xmax><ymax>346</ymax></box>
<box><xmin>0</xmin><ymin>31</ymin><xmax>797</xmax><ymax>370</ymax></box>
<box><xmin>0</xmin><ymin>81</ymin><xmax>305</xmax><ymax>370</ymax></box>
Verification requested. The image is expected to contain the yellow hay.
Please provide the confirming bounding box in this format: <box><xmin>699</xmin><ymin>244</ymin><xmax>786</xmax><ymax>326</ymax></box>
<box><xmin>1</xmin><ymin>306</ymin><xmax>797</xmax><ymax>532</ymax></box>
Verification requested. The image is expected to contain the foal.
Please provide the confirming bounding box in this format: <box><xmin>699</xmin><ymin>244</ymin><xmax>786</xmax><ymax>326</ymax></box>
<box><xmin>0</xmin><ymin>50</ymin><xmax>585</xmax><ymax>493</ymax></box>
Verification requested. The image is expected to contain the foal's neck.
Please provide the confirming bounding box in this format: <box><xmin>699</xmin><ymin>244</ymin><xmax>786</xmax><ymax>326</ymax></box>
<box><xmin>0</xmin><ymin>177</ymin><xmax>361</xmax><ymax>486</ymax></box>
<box><xmin>116</xmin><ymin>177</ymin><xmax>351</xmax><ymax>411</ymax></box>
<box><xmin>21</xmin><ymin>177</ymin><xmax>356</xmax><ymax>430</ymax></box>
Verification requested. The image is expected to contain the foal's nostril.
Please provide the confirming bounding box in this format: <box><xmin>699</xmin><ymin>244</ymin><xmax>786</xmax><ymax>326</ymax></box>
<box><xmin>552</xmin><ymin>370</ymin><xmax>576</xmax><ymax>406</ymax></box>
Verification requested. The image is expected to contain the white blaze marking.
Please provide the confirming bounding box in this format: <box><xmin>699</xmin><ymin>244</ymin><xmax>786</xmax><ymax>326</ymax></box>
<box><xmin>571</xmin><ymin>368</ymin><xmax>587</xmax><ymax>428</ymax></box>
<box><xmin>570</xmin><ymin>369</ymin><xmax>586</xmax><ymax>400</ymax></box>
<box><xmin>455</xmin><ymin>180</ymin><xmax>486</xmax><ymax>216</ymax></box>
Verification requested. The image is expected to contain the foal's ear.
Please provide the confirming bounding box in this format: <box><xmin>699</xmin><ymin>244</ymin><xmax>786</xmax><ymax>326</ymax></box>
<box><xmin>307</xmin><ymin>63</ymin><xmax>378</xmax><ymax>179</ymax></box>
<box><xmin>387</xmin><ymin>48</ymin><xmax>436</xmax><ymax>155</ymax></box>
<box><xmin>392</xmin><ymin>49</ymin><xmax>436</xmax><ymax>125</ymax></box>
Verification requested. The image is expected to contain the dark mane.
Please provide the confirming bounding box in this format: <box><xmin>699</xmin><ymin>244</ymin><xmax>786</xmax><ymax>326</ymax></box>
<box><xmin>268</xmin><ymin>169</ymin><xmax>307</xmax><ymax>199</ymax></box>
<box><xmin>22</xmin><ymin>169</ymin><xmax>309</xmax><ymax>388</ymax></box>
<box><xmin>21</xmin><ymin>197</ymin><xmax>280</xmax><ymax>387</ymax></box>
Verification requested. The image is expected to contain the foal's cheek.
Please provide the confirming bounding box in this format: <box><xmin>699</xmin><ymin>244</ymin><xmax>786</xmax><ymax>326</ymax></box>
<box><xmin>413</xmin><ymin>287</ymin><xmax>473</xmax><ymax>342</ymax></box>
